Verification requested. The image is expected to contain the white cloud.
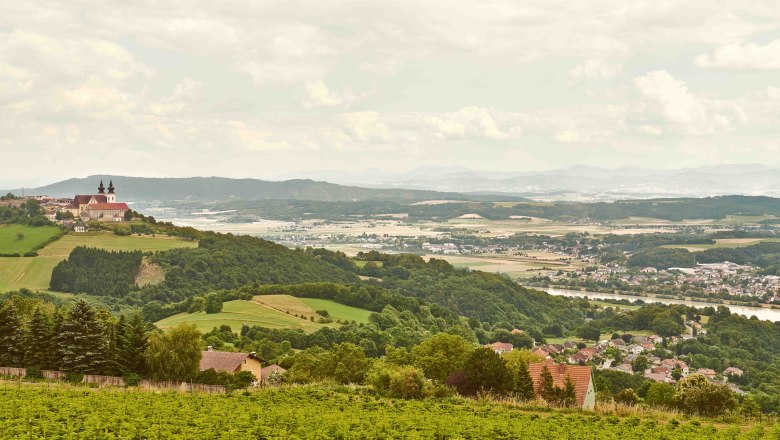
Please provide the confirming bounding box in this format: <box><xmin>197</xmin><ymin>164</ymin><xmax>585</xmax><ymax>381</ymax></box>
<box><xmin>554</xmin><ymin>129</ymin><xmax>612</xmax><ymax>143</ymax></box>
<box><xmin>149</xmin><ymin>78</ymin><xmax>203</xmax><ymax>115</ymax></box>
<box><xmin>302</xmin><ymin>80</ymin><xmax>356</xmax><ymax>109</ymax></box>
<box><xmin>695</xmin><ymin>40</ymin><xmax>780</xmax><ymax>70</ymax></box>
<box><xmin>632</xmin><ymin>70</ymin><xmax>746</xmax><ymax>134</ymax></box>
<box><xmin>568</xmin><ymin>59</ymin><xmax>623</xmax><ymax>83</ymax></box>
<box><xmin>425</xmin><ymin>107</ymin><xmax>508</xmax><ymax>140</ymax></box>
<box><xmin>341</xmin><ymin>111</ymin><xmax>393</xmax><ymax>143</ymax></box>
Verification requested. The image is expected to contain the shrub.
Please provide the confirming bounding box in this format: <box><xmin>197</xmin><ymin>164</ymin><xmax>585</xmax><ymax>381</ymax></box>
<box><xmin>66</xmin><ymin>372</ymin><xmax>84</xmax><ymax>384</ymax></box>
<box><xmin>614</xmin><ymin>389</ymin><xmax>641</xmax><ymax>406</ymax></box>
<box><xmin>123</xmin><ymin>373</ymin><xmax>142</xmax><ymax>387</ymax></box>
<box><xmin>675</xmin><ymin>374</ymin><xmax>737</xmax><ymax>417</ymax></box>
<box><xmin>388</xmin><ymin>366</ymin><xmax>426</xmax><ymax>399</ymax></box>
<box><xmin>26</xmin><ymin>367</ymin><xmax>43</xmax><ymax>379</ymax></box>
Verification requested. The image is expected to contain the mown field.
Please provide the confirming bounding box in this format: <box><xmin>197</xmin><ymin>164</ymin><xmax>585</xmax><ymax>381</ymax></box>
<box><xmin>156</xmin><ymin>296</ymin><xmax>373</xmax><ymax>333</ymax></box>
<box><xmin>0</xmin><ymin>224</ymin><xmax>61</xmax><ymax>254</ymax></box>
<box><xmin>0</xmin><ymin>384</ymin><xmax>773</xmax><ymax>439</ymax></box>
<box><xmin>0</xmin><ymin>232</ymin><xmax>197</xmax><ymax>293</ymax></box>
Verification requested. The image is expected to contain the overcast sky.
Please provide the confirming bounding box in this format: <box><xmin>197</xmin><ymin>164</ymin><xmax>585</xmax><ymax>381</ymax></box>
<box><xmin>2</xmin><ymin>1</ymin><xmax>780</xmax><ymax>186</ymax></box>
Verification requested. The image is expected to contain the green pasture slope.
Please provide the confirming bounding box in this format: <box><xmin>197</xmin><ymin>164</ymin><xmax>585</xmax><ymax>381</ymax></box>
<box><xmin>155</xmin><ymin>300</ymin><xmax>326</xmax><ymax>333</ymax></box>
<box><xmin>0</xmin><ymin>231</ymin><xmax>197</xmax><ymax>293</ymax></box>
<box><xmin>0</xmin><ymin>224</ymin><xmax>61</xmax><ymax>255</ymax></box>
<box><xmin>0</xmin><ymin>384</ymin><xmax>773</xmax><ymax>439</ymax></box>
<box><xmin>298</xmin><ymin>297</ymin><xmax>372</xmax><ymax>323</ymax></box>
<box><xmin>156</xmin><ymin>297</ymin><xmax>373</xmax><ymax>333</ymax></box>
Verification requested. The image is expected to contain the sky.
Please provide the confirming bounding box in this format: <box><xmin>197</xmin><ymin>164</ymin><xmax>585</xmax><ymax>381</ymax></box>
<box><xmin>2</xmin><ymin>1</ymin><xmax>780</xmax><ymax>186</ymax></box>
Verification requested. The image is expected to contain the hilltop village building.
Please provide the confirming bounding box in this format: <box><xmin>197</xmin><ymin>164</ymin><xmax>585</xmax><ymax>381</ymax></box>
<box><xmin>66</xmin><ymin>180</ymin><xmax>130</xmax><ymax>222</ymax></box>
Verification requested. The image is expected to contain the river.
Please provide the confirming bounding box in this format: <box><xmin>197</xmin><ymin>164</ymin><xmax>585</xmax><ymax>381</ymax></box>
<box><xmin>541</xmin><ymin>287</ymin><xmax>780</xmax><ymax>323</ymax></box>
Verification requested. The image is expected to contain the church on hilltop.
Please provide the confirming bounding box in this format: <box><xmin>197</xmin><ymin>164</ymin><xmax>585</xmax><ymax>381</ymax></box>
<box><xmin>68</xmin><ymin>180</ymin><xmax>130</xmax><ymax>222</ymax></box>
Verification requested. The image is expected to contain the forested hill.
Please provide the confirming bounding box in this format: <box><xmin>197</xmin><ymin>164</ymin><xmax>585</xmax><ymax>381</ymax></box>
<box><xmin>3</xmin><ymin>176</ymin><xmax>526</xmax><ymax>203</ymax></box>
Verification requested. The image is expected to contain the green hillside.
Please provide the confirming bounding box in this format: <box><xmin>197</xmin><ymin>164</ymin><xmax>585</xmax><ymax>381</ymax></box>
<box><xmin>0</xmin><ymin>232</ymin><xmax>197</xmax><ymax>293</ymax></box>
<box><xmin>298</xmin><ymin>297</ymin><xmax>372</xmax><ymax>323</ymax></box>
<box><xmin>0</xmin><ymin>224</ymin><xmax>61</xmax><ymax>255</ymax></box>
<box><xmin>155</xmin><ymin>299</ymin><xmax>326</xmax><ymax>333</ymax></box>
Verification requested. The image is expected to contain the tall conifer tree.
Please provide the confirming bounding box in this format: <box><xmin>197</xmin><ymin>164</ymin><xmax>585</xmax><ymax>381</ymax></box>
<box><xmin>513</xmin><ymin>361</ymin><xmax>536</xmax><ymax>400</ymax></box>
<box><xmin>59</xmin><ymin>300</ymin><xmax>107</xmax><ymax>374</ymax></box>
<box><xmin>0</xmin><ymin>302</ymin><xmax>25</xmax><ymax>367</ymax></box>
<box><xmin>24</xmin><ymin>307</ymin><xmax>54</xmax><ymax>369</ymax></box>
<box><xmin>118</xmin><ymin>311</ymin><xmax>149</xmax><ymax>375</ymax></box>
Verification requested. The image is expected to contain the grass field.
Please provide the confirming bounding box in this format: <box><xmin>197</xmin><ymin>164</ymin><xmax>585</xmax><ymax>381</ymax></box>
<box><xmin>0</xmin><ymin>224</ymin><xmax>61</xmax><ymax>254</ymax></box>
<box><xmin>253</xmin><ymin>295</ymin><xmax>372</xmax><ymax>324</ymax></box>
<box><xmin>0</xmin><ymin>231</ymin><xmax>197</xmax><ymax>293</ymax></box>
<box><xmin>156</xmin><ymin>296</ymin><xmax>374</xmax><ymax>333</ymax></box>
<box><xmin>156</xmin><ymin>299</ymin><xmax>325</xmax><ymax>333</ymax></box>
<box><xmin>298</xmin><ymin>297</ymin><xmax>372</xmax><ymax>323</ymax></box>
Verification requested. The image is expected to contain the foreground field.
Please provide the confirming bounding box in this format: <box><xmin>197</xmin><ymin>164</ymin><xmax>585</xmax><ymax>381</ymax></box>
<box><xmin>0</xmin><ymin>232</ymin><xmax>198</xmax><ymax>293</ymax></box>
<box><xmin>0</xmin><ymin>384</ymin><xmax>773</xmax><ymax>439</ymax></box>
<box><xmin>0</xmin><ymin>224</ymin><xmax>61</xmax><ymax>254</ymax></box>
<box><xmin>156</xmin><ymin>296</ymin><xmax>373</xmax><ymax>333</ymax></box>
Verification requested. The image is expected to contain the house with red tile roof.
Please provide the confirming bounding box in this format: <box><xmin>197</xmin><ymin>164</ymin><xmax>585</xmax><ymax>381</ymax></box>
<box><xmin>485</xmin><ymin>342</ymin><xmax>513</xmax><ymax>354</ymax></box>
<box><xmin>260</xmin><ymin>364</ymin><xmax>287</xmax><ymax>383</ymax></box>
<box><xmin>531</xmin><ymin>347</ymin><xmax>550</xmax><ymax>359</ymax></box>
<box><xmin>528</xmin><ymin>363</ymin><xmax>596</xmax><ymax>411</ymax></box>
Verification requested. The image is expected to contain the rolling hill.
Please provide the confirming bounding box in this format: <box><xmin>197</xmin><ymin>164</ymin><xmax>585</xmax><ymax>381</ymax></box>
<box><xmin>2</xmin><ymin>176</ymin><xmax>527</xmax><ymax>203</ymax></box>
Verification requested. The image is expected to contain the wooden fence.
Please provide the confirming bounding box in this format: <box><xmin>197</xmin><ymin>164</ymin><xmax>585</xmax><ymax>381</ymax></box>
<box><xmin>139</xmin><ymin>380</ymin><xmax>226</xmax><ymax>394</ymax></box>
<box><xmin>0</xmin><ymin>367</ymin><xmax>26</xmax><ymax>377</ymax></box>
<box><xmin>42</xmin><ymin>370</ymin><xmax>67</xmax><ymax>380</ymax></box>
<box><xmin>0</xmin><ymin>367</ymin><xmax>225</xmax><ymax>394</ymax></box>
<box><xmin>83</xmin><ymin>374</ymin><xmax>126</xmax><ymax>387</ymax></box>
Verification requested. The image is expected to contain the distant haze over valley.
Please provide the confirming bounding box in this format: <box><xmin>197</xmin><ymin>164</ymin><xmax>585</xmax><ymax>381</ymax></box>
<box><xmin>5</xmin><ymin>163</ymin><xmax>780</xmax><ymax>203</ymax></box>
<box><xmin>270</xmin><ymin>164</ymin><xmax>780</xmax><ymax>202</ymax></box>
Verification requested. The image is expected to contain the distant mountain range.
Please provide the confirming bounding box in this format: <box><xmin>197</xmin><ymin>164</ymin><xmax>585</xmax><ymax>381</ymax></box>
<box><xmin>274</xmin><ymin>164</ymin><xmax>780</xmax><ymax>202</ymax></box>
<box><xmin>1</xmin><ymin>176</ymin><xmax>527</xmax><ymax>203</ymax></box>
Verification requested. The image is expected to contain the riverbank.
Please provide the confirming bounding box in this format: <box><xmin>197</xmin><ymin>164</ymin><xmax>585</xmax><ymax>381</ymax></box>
<box><xmin>532</xmin><ymin>286</ymin><xmax>780</xmax><ymax>322</ymax></box>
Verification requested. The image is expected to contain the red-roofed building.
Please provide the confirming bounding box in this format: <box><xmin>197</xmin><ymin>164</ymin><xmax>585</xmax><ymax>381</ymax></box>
<box><xmin>485</xmin><ymin>342</ymin><xmax>513</xmax><ymax>354</ymax></box>
<box><xmin>528</xmin><ymin>363</ymin><xmax>596</xmax><ymax>410</ymax></box>
<box><xmin>67</xmin><ymin>180</ymin><xmax>130</xmax><ymax>222</ymax></box>
<box><xmin>199</xmin><ymin>348</ymin><xmax>264</xmax><ymax>381</ymax></box>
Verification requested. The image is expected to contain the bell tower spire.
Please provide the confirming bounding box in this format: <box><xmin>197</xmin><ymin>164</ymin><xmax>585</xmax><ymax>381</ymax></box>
<box><xmin>98</xmin><ymin>180</ymin><xmax>106</xmax><ymax>194</ymax></box>
<box><xmin>107</xmin><ymin>180</ymin><xmax>116</xmax><ymax>203</ymax></box>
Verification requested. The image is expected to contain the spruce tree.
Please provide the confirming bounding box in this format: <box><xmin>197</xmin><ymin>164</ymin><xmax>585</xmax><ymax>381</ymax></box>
<box><xmin>59</xmin><ymin>300</ymin><xmax>107</xmax><ymax>374</ymax></box>
<box><xmin>538</xmin><ymin>365</ymin><xmax>556</xmax><ymax>402</ymax></box>
<box><xmin>0</xmin><ymin>302</ymin><xmax>25</xmax><ymax>367</ymax></box>
<box><xmin>561</xmin><ymin>376</ymin><xmax>577</xmax><ymax>407</ymax></box>
<box><xmin>50</xmin><ymin>309</ymin><xmax>65</xmax><ymax>370</ymax></box>
<box><xmin>103</xmin><ymin>315</ymin><xmax>124</xmax><ymax>376</ymax></box>
<box><xmin>24</xmin><ymin>307</ymin><xmax>54</xmax><ymax>369</ymax></box>
<box><xmin>118</xmin><ymin>311</ymin><xmax>149</xmax><ymax>375</ymax></box>
<box><xmin>513</xmin><ymin>360</ymin><xmax>536</xmax><ymax>401</ymax></box>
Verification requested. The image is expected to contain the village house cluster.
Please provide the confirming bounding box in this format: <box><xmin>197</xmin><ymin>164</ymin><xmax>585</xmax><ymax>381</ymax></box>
<box><xmin>489</xmin><ymin>331</ymin><xmax>745</xmax><ymax>396</ymax></box>
<box><xmin>544</xmin><ymin>261</ymin><xmax>780</xmax><ymax>304</ymax></box>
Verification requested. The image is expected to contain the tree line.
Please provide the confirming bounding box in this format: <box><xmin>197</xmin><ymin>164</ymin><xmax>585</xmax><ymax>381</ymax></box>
<box><xmin>0</xmin><ymin>297</ymin><xmax>252</xmax><ymax>388</ymax></box>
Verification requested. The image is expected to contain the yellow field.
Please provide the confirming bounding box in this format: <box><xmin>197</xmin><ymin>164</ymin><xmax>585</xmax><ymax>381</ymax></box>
<box><xmin>431</xmin><ymin>251</ymin><xmax>587</xmax><ymax>279</ymax></box>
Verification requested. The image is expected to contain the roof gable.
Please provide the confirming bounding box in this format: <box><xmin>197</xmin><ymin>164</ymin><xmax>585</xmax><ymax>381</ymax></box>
<box><xmin>528</xmin><ymin>363</ymin><xmax>592</xmax><ymax>408</ymax></box>
<box><xmin>199</xmin><ymin>351</ymin><xmax>257</xmax><ymax>373</ymax></box>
